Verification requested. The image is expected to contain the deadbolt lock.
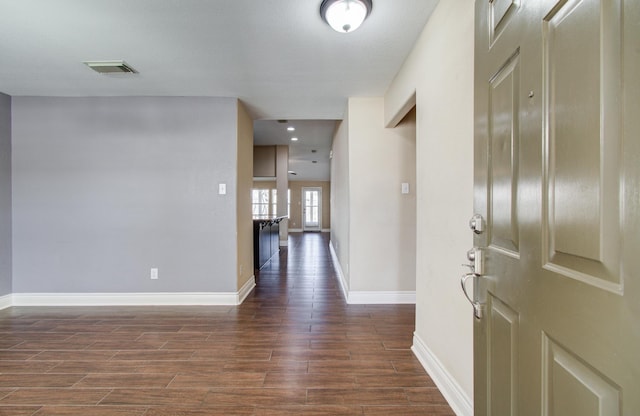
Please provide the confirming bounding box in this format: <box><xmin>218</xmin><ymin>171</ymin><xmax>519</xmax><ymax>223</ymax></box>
<box><xmin>469</xmin><ymin>214</ymin><xmax>485</xmax><ymax>234</ymax></box>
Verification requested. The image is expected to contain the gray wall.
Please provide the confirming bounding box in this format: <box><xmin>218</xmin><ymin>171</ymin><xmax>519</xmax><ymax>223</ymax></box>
<box><xmin>12</xmin><ymin>96</ymin><xmax>239</xmax><ymax>293</ymax></box>
<box><xmin>0</xmin><ymin>93</ymin><xmax>11</xmax><ymax>296</ymax></box>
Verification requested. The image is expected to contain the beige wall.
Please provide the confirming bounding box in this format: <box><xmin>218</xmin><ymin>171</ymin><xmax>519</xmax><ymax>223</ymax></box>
<box><xmin>330</xmin><ymin>117</ymin><xmax>350</xmax><ymax>288</ymax></box>
<box><xmin>276</xmin><ymin>145</ymin><xmax>289</xmax><ymax>243</ymax></box>
<box><xmin>252</xmin><ymin>180</ymin><xmax>331</xmax><ymax>231</ymax></box>
<box><xmin>236</xmin><ymin>101</ymin><xmax>254</xmax><ymax>289</ymax></box>
<box><xmin>384</xmin><ymin>0</ymin><xmax>475</xmax><ymax>413</ymax></box>
<box><xmin>346</xmin><ymin>97</ymin><xmax>416</xmax><ymax>293</ymax></box>
<box><xmin>253</xmin><ymin>145</ymin><xmax>276</xmax><ymax>178</ymax></box>
<box><xmin>394</xmin><ymin>107</ymin><xmax>417</xmax><ymax>288</ymax></box>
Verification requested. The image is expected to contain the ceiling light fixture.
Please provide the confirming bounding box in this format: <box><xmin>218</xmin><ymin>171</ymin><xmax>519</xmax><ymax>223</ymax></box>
<box><xmin>291</xmin><ymin>137</ymin><xmax>299</xmax><ymax>141</ymax></box>
<box><xmin>320</xmin><ymin>0</ymin><xmax>372</xmax><ymax>33</ymax></box>
<box><xmin>287</xmin><ymin>126</ymin><xmax>295</xmax><ymax>131</ymax></box>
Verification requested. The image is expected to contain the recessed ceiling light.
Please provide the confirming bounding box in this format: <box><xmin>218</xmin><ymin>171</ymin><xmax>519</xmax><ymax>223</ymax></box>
<box><xmin>311</xmin><ymin>149</ymin><xmax>317</xmax><ymax>153</ymax></box>
<box><xmin>291</xmin><ymin>137</ymin><xmax>299</xmax><ymax>141</ymax></box>
<box><xmin>287</xmin><ymin>126</ymin><xmax>295</xmax><ymax>131</ymax></box>
<box><xmin>83</xmin><ymin>60</ymin><xmax>138</xmax><ymax>74</ymax></box>
<box><xmin>312</xmin><ymin>160</ymin><xmax>318</xmax><ymax>164</ymax></box>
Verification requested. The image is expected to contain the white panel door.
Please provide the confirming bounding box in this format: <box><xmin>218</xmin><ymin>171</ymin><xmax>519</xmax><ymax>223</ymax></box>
<box><xmin>302</xmin><ymin>187</ymin><xmax>322</xmax><ymax>231</ymax></box>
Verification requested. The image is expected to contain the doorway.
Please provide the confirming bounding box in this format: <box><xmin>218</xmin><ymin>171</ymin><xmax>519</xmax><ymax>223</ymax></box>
<box><xmin>302</xmin><ymin>187</ymin><xmax>322</xmax><ymax>231</ymax></box>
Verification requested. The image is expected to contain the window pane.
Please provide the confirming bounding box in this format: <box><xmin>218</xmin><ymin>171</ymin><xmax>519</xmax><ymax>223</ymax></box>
<box><xmin>272</xmin><ymin>189</ymin><xmax>277</xmax><ymax>216</ymax></box>
<box><xmin>259</xmin><ymin>190</ymin><xmax>269</xmax><ymax>204</ymax></box>
<box><xmin>252</xmin><ymin>189</ymin><xmax>271</xmax><ymax>218</ymax></box>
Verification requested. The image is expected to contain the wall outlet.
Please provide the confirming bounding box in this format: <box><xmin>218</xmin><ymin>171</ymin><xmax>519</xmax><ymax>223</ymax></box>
<box><xmin>150</xmin><ymin>268</ymin><xmax>159</xmax><ymax>280</ymax></box>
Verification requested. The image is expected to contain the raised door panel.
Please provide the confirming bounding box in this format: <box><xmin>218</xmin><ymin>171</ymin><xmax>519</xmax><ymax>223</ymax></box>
<box><xmin>542</xmin><ymin>335</ymin><xmax>620</xmax><ymax>416</ymax></box>
<box><xmin>487</xmin><ymin>296</ymin><xmax>519</xmax><ymax>416</ymax></box>
<box><xmin>542</xmin><ymin>0</ymin><xmax>623</xmax><ymax>293</ymax></box>
<box><xmin>489</xmin><ymin>51</ymin><xmax>521</xmax><ymax>256</ymax></box>
<box><xmin>490</xmin><ymin>0</ymin><xmax>519</xmax><ymax>45</ymax></box>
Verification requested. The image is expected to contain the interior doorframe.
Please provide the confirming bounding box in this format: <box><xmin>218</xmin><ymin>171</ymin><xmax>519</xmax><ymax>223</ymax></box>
<box><xmin>302</xmin><ymin>187</ymin><xmax>322</xmax><ymax>231</ymax></box>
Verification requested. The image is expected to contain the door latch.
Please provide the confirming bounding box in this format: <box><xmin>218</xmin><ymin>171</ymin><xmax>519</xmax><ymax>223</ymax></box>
<box><xmin>460</xmin><ymin>247</ymin><xmax>485</xmax><ymax>319</ymax></box>
<box><xmin>466</xmin><ymin>247</ymin><xmax>484</xmax><ymax>275</ymax></box>
<box><xmin>463</xmin><ymin>215</ymin><xmax>487</xmax><ymax>319</ymax></box>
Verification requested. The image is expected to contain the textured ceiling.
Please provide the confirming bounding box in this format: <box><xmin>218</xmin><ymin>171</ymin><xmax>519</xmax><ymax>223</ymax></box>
<box><xmin>0</xmin><ymin>0</ymin><xmax>438</xmax><ymax>180</ymax></box>
<box><xmin>0</xmin><ymin>0</ymin><xmax>437</xmax><ymax>120</ymax></box>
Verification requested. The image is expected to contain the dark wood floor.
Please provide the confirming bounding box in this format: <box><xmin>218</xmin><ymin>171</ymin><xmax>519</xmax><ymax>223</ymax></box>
<box><xmin>0</xmin><ymin>232</ymin><xmax>454</xmax><ymax>415</ymax></box>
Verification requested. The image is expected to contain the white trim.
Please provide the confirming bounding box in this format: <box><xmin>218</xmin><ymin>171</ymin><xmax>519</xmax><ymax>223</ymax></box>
<box><xmin>11</xmin><ymin>280</ymin><xmax>257</xmax><ymax>307</ymax></box>
<box><xmin>289</xmin><ymin>228</ymin><xmax>329</xmax><ymax>233</ymax></box>
<box><xmin>329</xmin><ymin>240</ymin><xmax>349</xmax><ymax>301</ymax></box>
<box><xmin>279</xmin><ymin>239</ymin><xmax>288</xmax><ymax>247</ymax></box>
<box><xmin>237</xmin><ymin>276</ymin><xmax>256</xmax><ymax>304</ymax></box>
<box><xmin>302</xmin><ymin>186</ymin><xmax>322</xmax><ymax>231</ymax></box>
<box><xmin>412</xmin><ymin>333</ymin><xmax>473</xmax><ymax>416</ymax></box>
<box><xmin>347</xmin><ymin>291</ymin><xmax>416</xmax><ymax>304</ymax></box>
<box><xmin>12</xmin><ymin>293</ymin><xmax>238</xmax><ymax>306</ymax></box>
<box><xmin>0</xmin><ymin>294</ymin><xmax>11</xmax><ymax>310</ymax></box>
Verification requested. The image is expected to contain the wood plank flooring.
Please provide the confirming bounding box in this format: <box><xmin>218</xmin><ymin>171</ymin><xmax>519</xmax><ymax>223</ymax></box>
<box><xmin>0</xmin><ymin>232</ymin><xmax>454</xmax><ymax>415</ymax></box>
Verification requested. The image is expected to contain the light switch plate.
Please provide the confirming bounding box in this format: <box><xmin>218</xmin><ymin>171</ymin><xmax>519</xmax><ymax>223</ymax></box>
<box><xmin>401</xmin><ymin>183</ymin><xmax>410</xmax><ymax>194</ymax></box>
<box><xmin>218</xmin><ymin>183</ymin><xmax>226</xmax><ymax>195</ymax></box>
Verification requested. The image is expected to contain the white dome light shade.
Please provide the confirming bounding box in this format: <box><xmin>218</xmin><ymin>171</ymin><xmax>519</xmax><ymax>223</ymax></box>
<box><xmin>321</xmin><ymin>0</ymin><xmax>372</xmax><ymax>33</ymax></box>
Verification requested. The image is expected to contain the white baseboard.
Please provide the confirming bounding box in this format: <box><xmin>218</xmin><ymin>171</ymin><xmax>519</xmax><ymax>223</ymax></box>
<box><xmin>328</xmin><ymin>240</ymin><xmax>415</xmax><ymax>305</ymax></box>
<box><xmin>10</xmin><ymin>277</ymin><xmax>256</xmax><ymax>307</ymax></box>
<box><xmin>0</xmin><ymin>294</ymin><xmax>11</xmax><ymax>310</ymax></box>
<box><xmin>329</xmin><ymin>240</ymin><xmax>349</xmax><ymax>301</ymax></box>
<box><xmin>347</xmin><ymin>291</ymin><xmax>416</xmax><ymax>304</ymax></box>
<box><xmin>321</xmin><ymin>228</ymin><xmax>330</xmax><ymax>232</ymax></box>
<box><xmin>237</xmin><ymin>276</ymin><xmax>256</xmax><ymax>304</ymax></box>
<box><xmin>412</xmin><ymin>333</ymin><xmax>473</xmax><ymax>416</ymax></box>
<box><xmin>11</xmin><ymin>293</ymin><xmax>238</xmax><ymax>306</ymax></box>
<box><xmin>288</xmin><ymin>228</ymin><xmax>303</xmax><ymax>233</ymax></box>
<box><xmin>279</xmin><ymin>239</ymin><xmax>288</xmax><ymax>247</ymax></box>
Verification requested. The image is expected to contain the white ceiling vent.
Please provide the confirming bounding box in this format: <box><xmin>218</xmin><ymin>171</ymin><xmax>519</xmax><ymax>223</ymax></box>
<box><xmin>83</xmin><ymin>60</ymin><xmax>138</xmax><ymax>74</ymax></box>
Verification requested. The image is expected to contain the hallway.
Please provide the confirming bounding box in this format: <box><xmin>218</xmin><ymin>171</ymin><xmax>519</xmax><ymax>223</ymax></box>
<box><xmin>0</xmin><ymin>232</ymin><xmax>453</xmax><ymax>415</ymax></box>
